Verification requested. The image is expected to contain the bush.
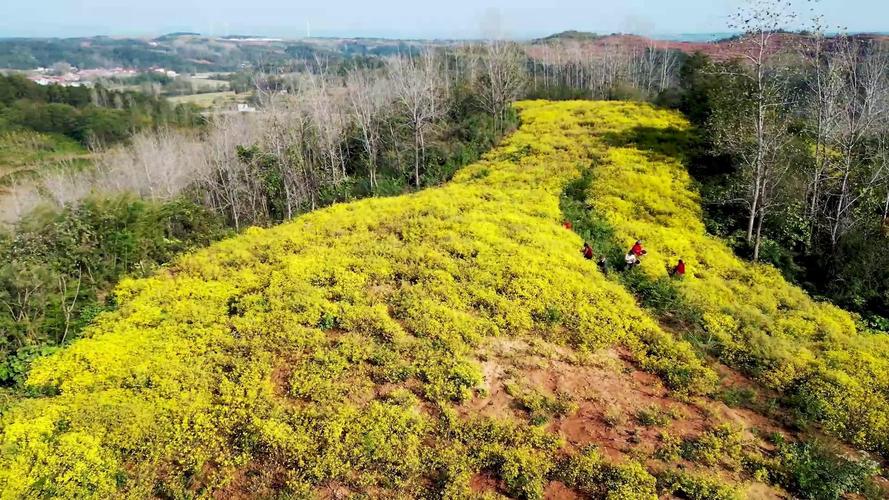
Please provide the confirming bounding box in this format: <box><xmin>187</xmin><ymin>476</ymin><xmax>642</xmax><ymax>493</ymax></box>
<box><xmin>660</xmin><ymin>470</ymin><xmax>741</xmax><ymax>500</ymax></box>
<box><xmin>772</xmin><ymin>439</ymin><xmax>880</xmax><ymax>500</ymax></box>
<box><xmin>681</xmin><ymin>425</ymin><xmax>745</xmax><ymax>469</ymax></box>
<box><xmin>505</xmin><ymin>382</ymin><xmax>577</xmax><ymax>425</ymax></box>
<box><xmin>634</xmin><ymin>405</ymin><xmax>672</xmax><ymax>427</ymax></box>
<box><xmin>556</xmin><ymin>445</ymin><xmax>658</xmax><ymax>500</ymax></box>
<box><xmin>0</xmin><ymin>195</ymin><xmax>227</xmax><ymax>385</ymax></box>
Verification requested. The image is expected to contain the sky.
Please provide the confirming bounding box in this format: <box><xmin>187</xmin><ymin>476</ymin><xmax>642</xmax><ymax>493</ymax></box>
<box><xmin>1</xmin><ymin>0</ymin><xmax>887</xmax><ymax>39</ymax></box>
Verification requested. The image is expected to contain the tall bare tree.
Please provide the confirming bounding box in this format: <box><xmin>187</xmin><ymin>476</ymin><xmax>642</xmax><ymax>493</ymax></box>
<box><xmin>711</xmin><ymin>0</ymin><xmax>799</xmax><ymax>260</ymax></box>
<box><xmin>346</xmin><ymin>69</ymin><xmax>391</xmax><ymax>190</ymax></box>
<box><xmin>824</xmin><ymin>39</ymin><xmax>889</xmax><ymax>246</ymax></box>
<box><xmin>476</xmin><ymin>41</ymin><xmax>528</xmax><ymax>134</ymax></box>
<box><xmin>800</xmin><ymin>15</ymin><xmax>845</xmax><ymax>239</ymax></box>
<box><xmin>387</xmin><ymin>51</ymin><xmax>445</xmax><ymax>187</ymax></box>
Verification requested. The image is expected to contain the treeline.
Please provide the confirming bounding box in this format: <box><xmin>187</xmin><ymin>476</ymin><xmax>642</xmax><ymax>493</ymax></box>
<box><xmin>665</xmin><ymin>5</ymin><xmax>889</xmax><ymax>325</ymax></box>
<box><xmin>0</xmin><ymin>36</ymin><xmax>429</xmax><ymax>73</ymax></box>
<box><xmin>0</xmin><ymin>74</ymin><xmax>202</xmax><ymax>145</ymax></box>
<box><xmin>0</xmin><ymin>37</ymin><xmax>198</xmax><ymax>72</ymax></box>
<box><xmin>525</xmin><ymin>40</ymin><xmax>680</xmax><ymax>101</ymax></box>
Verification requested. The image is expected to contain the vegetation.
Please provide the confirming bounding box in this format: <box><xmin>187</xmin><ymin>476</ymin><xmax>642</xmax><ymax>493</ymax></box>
<box><xmin>582</xmin><ymin>100</ymin><xmax>889</xmax><ymax>455</ymax></box>
<box><xmin>0</xmin><ymin>101</ymin><xmax>720</xmax><ymax>498</ymax></box>
<box><xmin>0</xmin><ymin>35</ymin><xmax>430</xmax><ymax>73</ymax></box>
<box><xmin>556</xmin><ymin>445</ymin><xmax>658</xmax><ymax>499</ymax></box>
<box><xmin>668</xmin><ymin>23</ymin><xmax>889</xmax><ymax>327</ymax></box>
<box><xmin>659</xmin><ymin>470</ymin><xmax>742</xmax><ymax>500</ymax></box>
<box><xmin>769</xmin><ymin>438</ymin><xmax>880</xmax><ymax>499</ymax></box>
<box><xmin>0</xmin><ymin>196</ymin><xmax>228</xmax><ymax>385</ymax></box>
<box><xmin>0</xmin><ymin>46</ymin><xmax>530</xmax><ymax>398</ymax></box>
<box><xmin>2</xmin><ymin>2</ymin><xmax>889</xmax><ymax>495</ymax></box>
<box><xmin>0</xmin><ymin>74</ymin><xmax>201</xmax><ymax>146</ymax></box>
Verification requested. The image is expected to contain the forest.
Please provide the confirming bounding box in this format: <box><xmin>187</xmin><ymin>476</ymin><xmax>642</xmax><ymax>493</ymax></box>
<box><xmin>0</xmin><ymin>74</ymin><xmax>201</xmax><ymax>144</ymax></box>
<box><xmin>1</xmin><ymin>0</ymin><xmax>889</xmax><ymax>497</ymax></box>
<box><xmin>0</xmin><ymin>35</ymin><xmax>431</xmax><ymax>73</ymax></box>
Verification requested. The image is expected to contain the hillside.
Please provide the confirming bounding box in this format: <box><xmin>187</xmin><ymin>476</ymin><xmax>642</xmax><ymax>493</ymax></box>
<box><xmin>0</xmin><ymin>35</ymin><xmax>437</xmax><ymax>72</ymax></box>
<box><xmin>0</xmin><ymin>101</ymin><xmax>885</xmax><ymax>498</ymax></box>
<box><xmin>529</xmin><ymin>31</ymin><xmax>889</xmax><ymax>61</ymax></box>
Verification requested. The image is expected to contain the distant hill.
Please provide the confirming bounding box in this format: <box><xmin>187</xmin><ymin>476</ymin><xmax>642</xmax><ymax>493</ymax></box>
<box><xmin>0</xmin><ymin>35</ymin><xmax>441</xmax><ymax>71</ymax></box>
<box><xmin>5</xmin><ymin>31</ymin><xmax>886</xmax><ymax>73</ymax></box>
<box><xmin>535</xmin><ymin>30</ymin><xmax>603</xmax><ymax>42</ymax></box>
<box><xmin>154</xmin><ymin>32</ymin><xmax>202</xmax><ymax>40</ymax></box>
<box><xmin>532</xmin><ymin>30</ymin><xmax>889</xmax><ymax>60</ymax></box>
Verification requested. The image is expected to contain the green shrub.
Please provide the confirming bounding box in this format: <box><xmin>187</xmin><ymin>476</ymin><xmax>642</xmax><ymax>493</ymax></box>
<box><xmin>635</xmin><ymin>405</ymin><xmax>672</xmax><ymax>427</ymax></box>
<box><xmin>655</xmin><ymin>431</ymin><xmax>682</xmax><ymax>461</ymax></box>
<box><xmin>501</xmin><ymin>447</ymin><xmax>552</xmax><ymax>499</ymax></box>
<box><xmin>719</xmin><ymin>387</ymin><xmax>757</xmax><ymax>408</ymax></box>
<box><xmin>556</xmin><ymin>445</ymin><xmax>657</xmax><ymax>500</ymax></box>
<box><xmin>505</xmin><ymin>382</ymin><xmax>577</xmax><ymax>425</ymax></box>
<box><xmin>681</xmin><ymin>425</ymin><xmax>745</xmax><ymax>469</ymax></box>
<box><xmin>772</xmin><ymin>439</ymin><xmax>880</xmax><ymax>500</ymax></box>
<box><xmin>660</xmin><ymin>470</ymin><xmax>741</xmax><ymax>500</ymax></box>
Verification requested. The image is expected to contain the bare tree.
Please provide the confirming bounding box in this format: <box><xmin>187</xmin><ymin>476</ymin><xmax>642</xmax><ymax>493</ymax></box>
<box><xmin>298</xmin><ymin>69</ymin><xmax>348</xmax><ymax>185</ymax></box>
<box><xmin>800</xmin><ymin>16</ymin><xmax>846</xmax><ymax>239</ymax></box>
<box><xmin>56</xmin><ymin>267</ymin><xmax>82</xmax><ymax>344</ymax></box>
<box><xmin>387</xmin><ymin>51</ymin><xmax>446</xmax><ymax>187</ymax></box>
<box><xmin>711</xmin><ymin>0</ymin><xmax>799</xmax><ymax>260</ymax></box>
<box><xmin>476</xmin><ymin>41</ymin><xmax>528</xmax><ymax>134</ymax></box>
<box><xmin>824</xmin><ymin>39</ymin><xmax>889</xmax><ymax>246</ymax></box>
<box><xmin>346</xmin><ymin>69</ymin><xmax>391</xmax><ymax>191</ymax></box>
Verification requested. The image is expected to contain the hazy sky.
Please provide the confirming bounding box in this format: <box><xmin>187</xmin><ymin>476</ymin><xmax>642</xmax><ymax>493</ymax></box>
<box><xmin>1</xmin><ymin>0</ymin><xmax>887</xmax><ymax>39</ymax></box>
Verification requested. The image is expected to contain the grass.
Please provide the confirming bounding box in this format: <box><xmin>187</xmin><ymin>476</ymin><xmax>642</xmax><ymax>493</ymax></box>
<box><xmin>166</xmin><ymin>90</ymin><xmax>240</xmax><ymax>108</ymax></box>
<box><xmin>0</xmin><ymin>130</ymin><xmax>90</xmax><ymax>190</ymax></box>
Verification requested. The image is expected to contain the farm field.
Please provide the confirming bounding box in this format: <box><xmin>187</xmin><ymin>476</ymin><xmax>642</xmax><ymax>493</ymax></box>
<box><xmin>167</xmin><ymin>90</ymin><xmax>241</xmax><ymax>108</ymax></box>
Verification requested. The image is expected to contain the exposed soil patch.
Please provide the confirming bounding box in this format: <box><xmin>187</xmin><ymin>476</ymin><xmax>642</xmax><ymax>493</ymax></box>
<box><xmin>544</xmin><ymin>480</ymin><xmax>582</xmax><ymax>499</ymax></box>
<box><xmin>211</xmin><ymin>460</ymin><xmax>290</xmax><ymax>500</ymax></box>
<box><xmin>463</xmin><ymin>336</ymin><xmax>795</xmax><ymax>496</ymax></box>
<box><xmin>470</xmin><ymin>472</ymin><xmax>505</xmax><ymax>495</ymax></box>
<box><xmin>270</xmin><ymin>362</ymin><xmax>292</xmax><ymax>398</ymax></box>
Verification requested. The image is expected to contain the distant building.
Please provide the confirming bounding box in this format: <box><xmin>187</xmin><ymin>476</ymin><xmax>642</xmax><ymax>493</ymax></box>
<box><xmin>236</xmin><ymin>103</ymin><xmax>256</xmax><ymax>113</ymax></box>
<box><xmin>26</xmin><ymin>74</ymin><xmax>89</xmax><ymax>87</ymax></box>
<box><xmin>152</xmin><ymin>68</ymin><xmax>178</xmax><ymax>78</ymax></box>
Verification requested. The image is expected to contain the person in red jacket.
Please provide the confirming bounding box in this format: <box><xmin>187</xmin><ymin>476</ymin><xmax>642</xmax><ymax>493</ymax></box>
<box><xmin>670</xmin><ymin>259</ymin><xmax>686</xmax><ymax>278</ymax></box>
<box><xmin>581</xmin><ymin>242</ymin><xmax>594</xmax><ymax>260</ymax></box>
<box><xmin>630</xmin><ymin>240</ymin><xmax>646</xmax><ymax>257</ymax></box>
<box><xmin>563</xmin><ymin>220</ymin><xmax>573</xmax><ymax>230</ymax></box>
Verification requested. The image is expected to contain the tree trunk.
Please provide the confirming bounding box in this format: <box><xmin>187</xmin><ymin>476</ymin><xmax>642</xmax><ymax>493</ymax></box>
<box><xmin>746</xmin><ymin>176</ymin><xmax>760</xmax><ymax>243</ymax></box>
<box><xmin>831</xmin><ymin>159</ymin><xmax>853</xmax><ymax>248</ymax></box>
<box><xmin>413</xmin><ymin>125</ymin><xmax>421</xmax><ymax>188</ymax></box>
<box><xmin>753</xmin><ymin>211</ymin><xmax>765</xmax><ymax>261</ymax></box>
<box><xmin>882</xmin><ymin>188</ymin><xmax>889</xmax><ymax>226</ymax></box>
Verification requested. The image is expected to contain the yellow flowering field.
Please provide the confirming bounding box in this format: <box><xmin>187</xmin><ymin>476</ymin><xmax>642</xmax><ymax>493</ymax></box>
<box><xmin>585</xmin><ymin>106</ymin><xmax>889</xmax><ymax>455</ymax></box>
<box><xmin>1</xmin><ymin>99</ymin><xmax>884</xmax><ymax>498</ymax></box>
<box><xmin>0</xmin><ymin>101</ymin><xmax>714</xmax><ymax>498</ymax></box>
